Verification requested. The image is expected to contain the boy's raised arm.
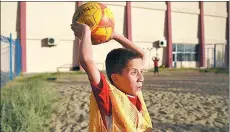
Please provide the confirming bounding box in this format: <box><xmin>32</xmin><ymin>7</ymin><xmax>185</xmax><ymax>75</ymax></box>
<box><xmin>112</xmin><ymin>32</ymin><xmax>145</xmax><ymax>62</ymax></box>
<box><xmin>71</xmin><ymin>22</ymin><xmax>101</xmax><ymax>86</ymax></box>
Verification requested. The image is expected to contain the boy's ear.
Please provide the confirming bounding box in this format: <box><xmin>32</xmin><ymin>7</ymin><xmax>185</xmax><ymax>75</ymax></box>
<box><xmin>111</xmin><ymin>74</ymin><xmax>118</xmax><ymax>83</ymax></box>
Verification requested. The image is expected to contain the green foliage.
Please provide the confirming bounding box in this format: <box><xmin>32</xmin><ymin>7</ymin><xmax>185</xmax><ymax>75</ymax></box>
<box><xmin>199</xmin><ymin>68</ymin><xmax>229</xmax><ymax>74</ymax></box>
<box><xmin>1</xmin><ymin>76</ymin><xmax>59</xmax><ymax>132</ymax></box>
<box><xmin>147</xmin><ymin>67</ymin><xmax>228</xmax><ymax>74</ymax></box>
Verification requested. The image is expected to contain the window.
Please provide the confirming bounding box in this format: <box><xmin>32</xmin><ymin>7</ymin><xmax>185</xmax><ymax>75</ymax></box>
<box><xmin>184</xmin><ymin>45</ymin><xmax>191</xmax><ymax>52</ymax></box>
<box><xmin>177</xmin><ymin>44</ymin><xmax>184</xmax><ymax>52</ymax></box>
<box><xmin>177</xmin><ymin>53</ymin><xmax>183</xmax><ymax>61</ymax></box>
<box><xmin>195</xmin><ymin>53</ymin><xmax>199</xmax><ymax>61</ymax></box>
<box><xmin>191</xmin><ymin>53</ymin><xmax>196</xmax><ymax>61</ymax></box>
<box><xmin>172</xmin><ymin>44</ymin><xmax>199</xmax><ymax>61</ymax></box>
<box><xmin>173</xmin><ymin>44</ymin><xmax>176</xmax><ymax>52</ymax></box>
<box><xmin>173</xmin><ymin>54</ymin><xmax>175</xmax><ymax>61</ymax></box>
<box><xmin>184</xmin><ymin>53</ymin><xmax>191</xmax><ymax>61</ymax></box>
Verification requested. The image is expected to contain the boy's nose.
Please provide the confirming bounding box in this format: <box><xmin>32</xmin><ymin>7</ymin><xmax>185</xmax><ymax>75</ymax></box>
<box><xmin>138</xmin><ymin>73</ymin><xmax>144</xmax><ymax>82</ymax></box>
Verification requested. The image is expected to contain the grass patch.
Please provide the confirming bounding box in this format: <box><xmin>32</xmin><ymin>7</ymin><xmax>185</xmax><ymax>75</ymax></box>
<box><xmin>147</xmin><ymin>67</ymin><xmax>198</xmax><ymax>72</ymax></box>
<box><xmin>147</xmin><ymin>67</ymin><xmax>229</xmax><ymax>74</ymax></box>
<box><xmin>15</xmin><ymin>71</ymin><xmax>86</xmax><ymax>82</ymax></box>
<box><xmin>160</xmin><ymin>67</ymin><xmax>198</xmax><ymax>71</ymax></box>
<box><xmin>199</xmin><ymin>68</ymin><xmax>229</xmax><ymax>74</ymax></box>
<box><xmin>1</xmin><ymin>74</ymin><xmax>59</xmax><ymax>132</ymax></box>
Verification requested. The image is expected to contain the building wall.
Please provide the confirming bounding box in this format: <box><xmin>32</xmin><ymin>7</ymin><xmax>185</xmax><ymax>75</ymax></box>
<box><xmin>1</xmin><ymin>2</ymin><xmax>228</xmax><ymax>73</ymax></box>
<box><xmin>1</xmin><ymin>2</ymin><xmax>18</xmax><ymax>73</ymax></box>
<box><xmin>171</xmin><ymin>2</ymin><xmax>199</xmax><ymax>68</ymax></box>
<box><xmin>175</xmin><ymin>62</ymin><xmax>199</xmax><ymax>68</ymax></box>
<box><xmin>131</xmin><ymin>2</ymin><xmax>166</xmax><ymax>68</ymax></box>
<box><xmin>204</xmin><ymin>2</ymin><xmax>227</xmax><ymax>43</ymax></box>
<box><xmin>1</xmin><ymin>40</ymin><xmax>12</xmax><ymax>72</ymax></box>
<box><xmin>1</xmin><ymin>2</ymin><xmax>18</xmax><ymax>38</ymax></box>
<box><xmin>204</xmin><ymin>2</ymin><xmax>227</xmax><ymax>67</ymax></box>
<box><xmin>171</xmin><ymin>2</ymin><xmax>199</xmax><ymax>44</ymax></box>
<box><xmin>25</xmin><ymin>2</ymin><xmax>75</xmax><ymax>72</ymax></box>
<box><xmin>205</xmin><ymin>44</ymin><xmax>226</xmax><ymax>68</ymax></box>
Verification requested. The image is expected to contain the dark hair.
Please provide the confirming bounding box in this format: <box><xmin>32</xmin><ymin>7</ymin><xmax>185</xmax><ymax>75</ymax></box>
<box><xmin>105</xmin><ymin>48</ymin><xmax>142</xmax><ymax>84</ymax></box>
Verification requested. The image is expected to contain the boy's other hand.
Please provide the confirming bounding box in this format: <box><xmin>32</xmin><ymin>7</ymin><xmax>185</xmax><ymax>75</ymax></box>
<box><xmin>110</xmin><ymin>31</ymin><xmax>120</xmax><ymax>40</ymax></box>
<box><xmin>103</xmin><ymin>31</ymin><xmax>118</xmax><ymax>43</ymax></box>
<box><xmin>110</xmin><ymin>31</ymin><xmax>118</xmax><ymax>40</ymax></box>
<box><xmin>92</xmin><ymin>31</ymin><xmax>118</xmax><ymax>45</ymax></box>
<box><xmin>71</xmin><ymin>22</ymin><xmax>91</xmax><ymax>40</ymax></box>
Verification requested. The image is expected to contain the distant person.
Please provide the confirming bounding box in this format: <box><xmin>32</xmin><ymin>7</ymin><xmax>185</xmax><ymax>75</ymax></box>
<box><xmin>152</xmin><ymin>56</ymin><xmax>159</xmax><ymax>76</ymax></box>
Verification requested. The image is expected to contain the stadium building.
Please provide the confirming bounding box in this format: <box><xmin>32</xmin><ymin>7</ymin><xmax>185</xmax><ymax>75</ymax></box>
<box><xmin>1</xmin><ymin>2</ymin><xmax>229</xmax><ymax>73</ymax></box>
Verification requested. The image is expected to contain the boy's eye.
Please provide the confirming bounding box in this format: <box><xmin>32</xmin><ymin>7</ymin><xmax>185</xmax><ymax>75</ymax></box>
<box><xmin>131</xmin><ymin>70</ymin><xmax>138</xmax><ymax>75</ymax></box>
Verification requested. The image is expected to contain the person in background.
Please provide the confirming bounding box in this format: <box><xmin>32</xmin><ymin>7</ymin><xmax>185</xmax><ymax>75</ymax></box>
<box><xmin>152</xmin><ymin>56</ymin><xmax>160</xmax><ymax>76</ymax></box>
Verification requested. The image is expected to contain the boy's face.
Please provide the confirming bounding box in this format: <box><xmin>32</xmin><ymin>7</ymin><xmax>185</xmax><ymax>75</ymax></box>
<box><xmin>112</xmin><ymin>58</ymin><xmax>144</xmax><ymax>96</ymax></box>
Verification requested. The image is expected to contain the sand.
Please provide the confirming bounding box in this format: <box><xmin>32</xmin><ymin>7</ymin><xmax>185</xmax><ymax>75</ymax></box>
<box><xmin>49</xmin><ymin>71</ymin><xmax>229</xmax><ymax>132</ymax></box>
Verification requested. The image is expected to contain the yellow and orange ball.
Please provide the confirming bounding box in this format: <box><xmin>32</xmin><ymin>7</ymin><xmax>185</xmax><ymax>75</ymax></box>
<box><xmin>72</xmin><ymin>2</ymin><xmax>115</xmax><ymax>44</ymax></box>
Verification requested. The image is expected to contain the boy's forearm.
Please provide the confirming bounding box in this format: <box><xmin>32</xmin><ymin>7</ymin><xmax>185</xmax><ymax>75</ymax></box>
<box><xmin>71</xmin><ymin>23</ymin><xmax>100</xmax><ymax>84</ymax></box>
<box><xmin>79</xmin><ymin>31</ymin><xmax>93</xmax><ymax>65</ymax></box>
<box><xmin>78</xmin><ymin>29</ymin><xmax>101</xmax><ymax>84</ymax></box>
<box><xmin>113</xmin><ymin>34</ymin><xmax>145</xmax><ymax>59</ymax></box>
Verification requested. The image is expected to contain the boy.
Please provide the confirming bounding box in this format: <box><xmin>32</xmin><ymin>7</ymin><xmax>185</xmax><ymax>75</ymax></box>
<box><xmin>71</xmin><ymin>22</ymin><xmax>152</xmax><ymax>132</ymax></box>
<box><xmin>152</xmin><ymin>56</ymin><xmax>159</xmax><ymax>76</ymax></box>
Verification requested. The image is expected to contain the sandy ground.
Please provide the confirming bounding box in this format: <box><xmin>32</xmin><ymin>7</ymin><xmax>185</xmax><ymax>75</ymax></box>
<box><xmin>49</xmin><ymin>71</ymin><xmax>229</xmax><ymax>132</ymax></box>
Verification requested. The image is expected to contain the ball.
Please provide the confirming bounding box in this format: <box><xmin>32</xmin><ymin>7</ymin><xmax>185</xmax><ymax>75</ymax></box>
<box><xmin>72</xmin><ymin>2</ymin><xmax>115</xmax><ymax>44</ymax></box>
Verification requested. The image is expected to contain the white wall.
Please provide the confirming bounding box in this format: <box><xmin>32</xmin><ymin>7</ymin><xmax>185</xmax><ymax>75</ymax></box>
<box><xmin>203</xmin><ymin>2</ymin><xmax>227</xmax><ymax>68</ymax></box>
<box><xmin>1</xmin><ymin>2</ymin><xmax>18</xmax><ymax>73</ymax></box>
<box><xmin>204</xmin><ymin>16</ymin><xmax>227</xmax><ymax>44</ymax></box>
<box><xmin>171</xmin><ymin>2</ymin><xmax>199</xmax><ymax>44</ymax></box>
<box><xmin>1</xmin><ymin>2</ymin><xmax>18</xmax><ymax>38</ymax></box>
<box><xmin>131</xmin><ymin>2</ymin><xmax>166</xmax><ymax>69</ymax></box>
<box><xmin>171</xmin><ymin>2</ymin><xmax>199</xmax><ymax>14</ymax></box>
<box><xmin>204</xmin><ymin>2</ymin><xmax>227</xmax><ymax>44</ymax></box>
<box><xmin>26</xmin><ymin>2</ymin><xmax>76</xmax><ymax>72</ymax></box>
<box><xmin>172</xmin><ymin>12</ymin><xmax>199</xmax><ymax>44</ymax></box>
<box><xmin>175</xmin><ymin>62</ymin><xmax>199</xmax><ymax>68</ymax></box>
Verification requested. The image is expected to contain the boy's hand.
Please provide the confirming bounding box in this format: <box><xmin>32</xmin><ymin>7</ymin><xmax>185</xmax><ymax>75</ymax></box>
<box><xmin>71</xmin><ymin>22</ymin><xmax>91</xmax><ymax>40</ymax></box>
<box><xmin>107</xmin><ymin>31</ymin><xmax>118</xmax><ymax>41</ymax></box>
<box><xmin>101</xmin><ymin>31</ymin><xmax>118</xmax><ymax>43</ymax></box>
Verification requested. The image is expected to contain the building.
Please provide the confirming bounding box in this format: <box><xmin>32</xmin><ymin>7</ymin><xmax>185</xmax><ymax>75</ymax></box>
<box><xmin>1</xmin><ymin>2</ymin><xmax>229</xmax><ymax>73</ymax></box>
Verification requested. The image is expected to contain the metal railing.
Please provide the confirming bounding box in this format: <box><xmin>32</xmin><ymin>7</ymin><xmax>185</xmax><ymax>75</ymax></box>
<box><xmin>1</xmin><ymin>33</ymin><xmax>21</xmax><ymax>88</ymax></box>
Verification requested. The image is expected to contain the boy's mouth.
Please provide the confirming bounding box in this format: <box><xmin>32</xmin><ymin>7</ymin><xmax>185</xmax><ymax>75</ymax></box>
<box><xmin>137</xmin><ymin>86</ymin><xmax>142</xmax><ymax>90</ymax></box>
<box><xmin>137</xmin><ymin>83</ymin><xmax>142</xmax><ymax>90</ymax></box>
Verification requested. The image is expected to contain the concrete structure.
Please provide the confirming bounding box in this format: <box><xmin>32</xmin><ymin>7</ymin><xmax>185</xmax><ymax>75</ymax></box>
<box><xmin>1</xmin><ymin>2</ymin><xmax>228</xmax><ymax>73</ymax></box>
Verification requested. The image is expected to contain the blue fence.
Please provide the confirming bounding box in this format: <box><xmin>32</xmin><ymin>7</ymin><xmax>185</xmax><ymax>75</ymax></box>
<box><xmin>1</xmin><ymin>33</ymin><xmax>22</xmax><ymax>88</ymax></box>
